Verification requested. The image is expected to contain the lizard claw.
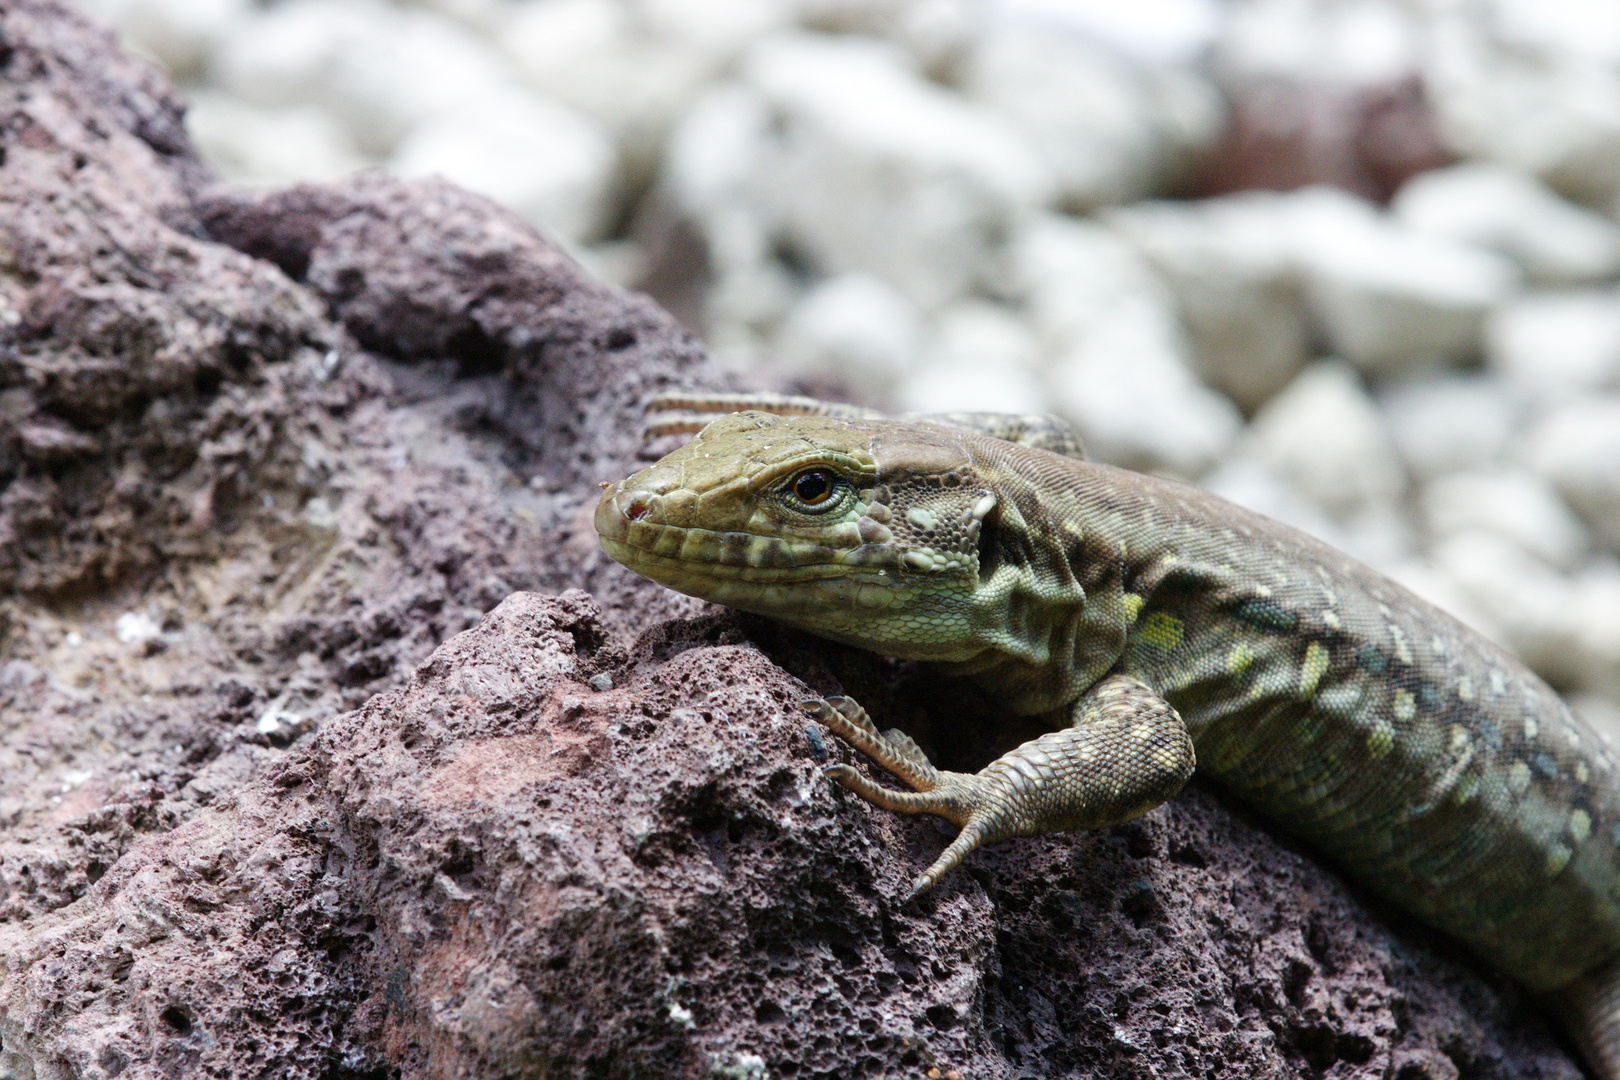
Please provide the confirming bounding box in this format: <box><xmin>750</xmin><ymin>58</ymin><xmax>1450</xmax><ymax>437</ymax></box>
<box><xmin>801</xmin><ymin>696</ymin><xmax>939</xmax><ymax>788</ymax></box>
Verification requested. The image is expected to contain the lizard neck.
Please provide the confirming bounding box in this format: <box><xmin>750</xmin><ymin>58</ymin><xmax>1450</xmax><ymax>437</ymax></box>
<box><xmin>942</xmin><ymin>444</ymin><xmax>1146</xmax><ymax>714</ymax></box>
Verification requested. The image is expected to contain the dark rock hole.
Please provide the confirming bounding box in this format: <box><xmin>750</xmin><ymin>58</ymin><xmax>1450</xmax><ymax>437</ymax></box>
<box><xmin>1282</xmin><ymin>957</ymin><xmax>1314</xmax><ymax>1006</ymax></box>
<box><xmin>1119</xmin><ymin>881</ymin><xmax>1161</xmax><ymax>928</ymax></box>
<box><xmin>159</xmin><ymin>1005</ymin><xmax>193</xmax><ymax>1035</ymax></box>
<box><xmin>830</xmin><ymin>942</ymin><xmax>862</xmax><ymax>969</ymax></box>
<box><xmin>1336</xmin><ymin>1032</ymin><xmax>1375</xmax><ymax>1065</ymax></box>
<box><xmin>331</xmin><ymin>266</ymin><xmax>365</xmax><ymax>299</ymax></box>
<box><xmin>925</xmin><ymin>1004</ymin><xmax>957</xmax><ymax>1031</ymax></box>
<box><xmin>1169</xmin><ymin>841</ymin><xmax>1207</xmax><ymax>868</ymax></box>
<box><xmin>754</xmin><ymin>1001</ymin><xmax>785</xmax><ymax>1025</ymax></box>
<box><xmin>446</xmin><ymin>322</ymin><xmax>503</xmax><ymax>377</ymax></box>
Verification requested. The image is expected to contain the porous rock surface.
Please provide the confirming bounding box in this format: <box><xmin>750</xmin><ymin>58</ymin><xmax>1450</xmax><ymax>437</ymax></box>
<box><xmin>0</xmin><ymin>3</ymin><xmax>1588</xmax><ymax>1078</ymax></box>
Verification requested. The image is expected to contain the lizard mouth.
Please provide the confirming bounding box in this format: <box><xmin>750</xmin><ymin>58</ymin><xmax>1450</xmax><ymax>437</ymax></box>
<box><xmin>595</xmin><ymin>485</ymin><xmax>895</xmax><ymax>578</ymax></box>
<box><xmin>593</xmin><ymin>484</ymin><xmax>913</xmax><ymax>617</ymax></box>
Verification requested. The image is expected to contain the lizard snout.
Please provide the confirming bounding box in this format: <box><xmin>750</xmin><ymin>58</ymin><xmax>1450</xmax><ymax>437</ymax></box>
<box><xmin>593</xmin><ymin>482</ymin><xmax>650</xmax><ymax>543</ymax></box>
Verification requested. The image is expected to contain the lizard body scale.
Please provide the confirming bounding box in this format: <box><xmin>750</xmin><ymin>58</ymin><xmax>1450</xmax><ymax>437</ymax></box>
<box><xmin>594</xmin><ymin>395</ymin><xmax>1620</xmax><ymax>1074</ymax></box>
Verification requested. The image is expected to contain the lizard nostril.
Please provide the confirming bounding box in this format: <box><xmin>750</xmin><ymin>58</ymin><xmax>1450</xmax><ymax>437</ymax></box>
<box><xmin>625</xmin><ymin>495</ymin><xmax>654</xmax><ymax>522</ymax></box>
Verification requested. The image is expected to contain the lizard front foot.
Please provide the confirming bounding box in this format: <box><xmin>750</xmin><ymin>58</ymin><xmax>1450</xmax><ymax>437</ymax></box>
<box><xmin>801</xmin><ymin>675</ymin><xmax>1196</xmax><ymax>902</ymax></box>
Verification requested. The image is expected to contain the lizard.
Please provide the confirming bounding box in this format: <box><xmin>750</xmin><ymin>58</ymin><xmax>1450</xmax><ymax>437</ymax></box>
<box><xmin>594</xmin><ymin>391</ymin><xmax>1620</xmax><ymax>1076</ymax></box>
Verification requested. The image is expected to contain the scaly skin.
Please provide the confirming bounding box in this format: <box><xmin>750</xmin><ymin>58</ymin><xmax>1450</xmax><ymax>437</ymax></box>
<box><xmin>596</xmin><ymin>403</ymin><xmax>1620</xmax><ymax>1074</ymax></box>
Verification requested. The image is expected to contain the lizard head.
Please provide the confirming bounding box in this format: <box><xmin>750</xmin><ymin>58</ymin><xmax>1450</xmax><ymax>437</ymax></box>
<box><xmin>595</xmin><ymin>410</ymin><xmax>1000</xmax><ymax>660</ymax></box>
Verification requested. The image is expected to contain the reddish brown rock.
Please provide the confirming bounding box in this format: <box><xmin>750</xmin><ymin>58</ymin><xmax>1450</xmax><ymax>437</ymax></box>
<box><xmin>0</xmin><ymin>2</ymin><xmax>1588</xmax><ymax>1078</ymax></box>
<box><xmin>1194</xmin><ymin>77</ymin><xmax>1454</xmax><ymax>204</ymax></box>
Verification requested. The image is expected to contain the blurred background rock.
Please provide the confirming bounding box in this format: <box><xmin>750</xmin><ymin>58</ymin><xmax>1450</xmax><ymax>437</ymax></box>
<box><xmin>74</xmin><ymin>0</ymin><xmax>1620</xmax><ymax>734</ymax></box>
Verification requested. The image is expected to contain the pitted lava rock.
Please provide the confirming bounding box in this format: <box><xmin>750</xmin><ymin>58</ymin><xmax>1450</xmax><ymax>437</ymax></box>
<box><xmin>0</xmin><ymin>3</ymin><xmax>1586</xmax><ymax>1078</ymax></box>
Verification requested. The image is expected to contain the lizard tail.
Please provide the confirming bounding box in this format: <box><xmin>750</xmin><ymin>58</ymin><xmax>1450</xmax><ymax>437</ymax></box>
<box><xmin>1557</xmin><ymin>955</ymin><xmax>1620</xmax><ymax>1080</ymax></box>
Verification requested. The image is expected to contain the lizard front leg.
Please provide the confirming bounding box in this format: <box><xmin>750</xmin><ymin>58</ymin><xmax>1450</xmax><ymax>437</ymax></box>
<box><xmin>805</xmin><ymin>674</ymin><xmax>1195</xmax><ymax>900</ymax></box>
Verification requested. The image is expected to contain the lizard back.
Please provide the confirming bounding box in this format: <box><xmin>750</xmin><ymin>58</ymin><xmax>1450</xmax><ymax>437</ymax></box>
<box><xmin>957</xmin><ymin>433</ymin><xmax>1620</xmax><ymax>993</ymax></box>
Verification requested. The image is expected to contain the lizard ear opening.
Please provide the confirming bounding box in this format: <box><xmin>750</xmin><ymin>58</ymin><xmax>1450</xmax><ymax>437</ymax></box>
<box><xmin>975</xmin><ymin>501</ymin><xmax>1001</xmax><ymax>584</ymax></box>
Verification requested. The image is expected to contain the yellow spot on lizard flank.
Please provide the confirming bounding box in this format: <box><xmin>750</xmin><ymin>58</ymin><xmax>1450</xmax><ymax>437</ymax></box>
<box><xmin>1255</xmin><ymin>584</ymin><xmax>1272</xmax><ymax>598</ymax></box>
<box><xmin>1227</xmin><ymin>643</ymin><xmax>1255</xmax><ymax>677</ymax></box>
<box><xmin>1453</xmin><ymin>772</ymin><xmax>1479</xmax><ymax>806</ymax></box>
<box><xmin>1449</xmin><ymin>725</ymin><xmax>1469</xmax><ymax>753</ymax></box>
<box><xmin>1490</xmin><ymin>668</ymin><xmax>1508</xmax><ymax>695</ymax></box>
<box><xmin>1393</xmin><ymin>689</ymin><xmax>1416</xmax><ymax>722</ymax></box>
<box><xmin>1139</xmin><ymin>613</ymin><xmax>1183</xmax><ymax>651</ymax></box>
<box><xmin>1121</xmin><ymin>593</ymin><xmax>1144</xmax><ymax>622</ymax></box>
<box><xmin>1524</xmin><ymin>716</ymin><xmax>1539</xmax><ymax>740</ymax></box>
<box><xmin>1298</xmin><ymin>642</ymin><xmax>1330</xmax><ymax>700</ymax></box>
<box><xmin>1322</xmin><ymin>609</ymin><xmax>1341</xmax><ymax>630</ymax></box>
<box><xmin>1457</xmin><ymin>677</ymin><xmax>1474</xmax><ymax>703</ymax></box>
<box><xmin>1546</xmin><ymin>844</ymin><xmax>1573</xmax><ymax>877</ymax></box>
<box><xmin>1576</xmin><ymin>761</ymin><xmax>1590</xmax><ymax>784</ymax></box>
<box><xmin>1571</xmin><ymin>809</ymin><xmax>1592</xmax><ymax>844</ymax></box>
<box><xmin>1509</xmin><ymin>761</ymin><xmax>1531</xmax><ymax>794</ymax></box>
<box><xmin>1389</xmin><ymin>625</ymin><xmax>1413</xmax><ymax>665</ymax></box>
<box><xmin>1367</xmin><ymin>719</ymin><xmax>1394</xmax><ymax>760</ymax></box>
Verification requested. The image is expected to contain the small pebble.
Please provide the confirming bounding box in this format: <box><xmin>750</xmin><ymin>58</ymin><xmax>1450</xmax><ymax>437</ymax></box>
<box><xmin>587</xmin><ymin>672</ymin><xmax>614</xmax><ymax>692</ymax></box>
<box><xmin>803</xmin><ymin>724</ymin><xmax>829</xmax><ymax>761</ymax></box>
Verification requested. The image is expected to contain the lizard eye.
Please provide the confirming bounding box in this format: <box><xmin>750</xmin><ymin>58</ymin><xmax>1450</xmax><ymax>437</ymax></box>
<box><xmin>790</xmin><ymin>469</ymin><xmax>837</xmax><ymax>507</ymax></box>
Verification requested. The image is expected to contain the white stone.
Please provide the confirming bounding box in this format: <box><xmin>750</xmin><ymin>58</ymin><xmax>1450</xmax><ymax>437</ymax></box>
<box><xmin>185</xmin><ymin>92</ymin><xmax>367</xmax><ymax>188</ymax></box>
<box><xmin>662</xmin><ymin>83</ymin><xmax>774</xmax><ymax>225</ymax></box>
<box><xmin>929</xmin><ymin>301</ymin><xmax>1042</xmax><ymax>371</ymax></box>
<box><xmin>1203</xmin><ymin>456</ymin><xmax>1411</xmax><ymax>567</ymax></box>
<box><xmin>572</xmin><ymin>241</ymin><xmax>646</xmax><ymax>289</ymax></box>
<box><xmin>1005</xmin><ymin>214</ymin><xmax>1175</xmax><ymax>348</ymax></box>
<box><xmin>1428</xmin><ymin>530</ymin><xmax>1582</xmax><ymax>685</ymax></box>
<box><xmin>1288</xmin><ymin>188</ymin><xmax>1522</xmax><ymax>376</ymax></box>
<box><xmin>898</xmin><ymin>357</ymin><xmax>1046</xmax><ymax>418</ymax></box>
<box><xmin>209</xmin><ymin>0</ymin><xmax>379</xmax><ymax>109</ymax></box>
<box><xmin>114</xmin><ymin>612</ymin><xmax>161</xmax><ymax>644</ymax></box>
<box><xmin>76</xmin><ymin>0</ymin><xmax>248</xmax><ymax>77</ymax></box>
<box><xmin>1486</xmin><ymin>289</ymin><xmax>1620</xmax><ymax>399</ymax></box>
<box><xmin>1000</xmin><ymin>215</ymin><xmax>1238</xmax><ymax>475</ymax></box>
<box><xmin>1421</xmin><ymin>469</ymin><xmax>1589</xmax><ymax>569</ymax></box>
<box><xmin>771</xmin><ymin>275</ymin><xmax>923</xmax><ymax>403</ymax></box>
<box><xmin>213</xmin><ymin>1</ymin><xmax>514</xmax><ymax>156</ymax></box>
<box><xmin>1393</xmin><ymin>164</ymin><xmax>1620</xmax><ymax>286</ymax></box>
<box><xmin>256</xmin><ymin>704</ymin><xmax>305</xmax><ymax>735</ymax></box>
<box><xmin>1000</xmin><ymin>0</ymin><xmax>1223</xmax><ymax>67</ymax></box>
<box><xmin>1377</xmin><ymin>374</ymin><xmax>1519</xmax><ymax>481</ymax></box>
<box><xmin>1217</xmin><ymin>0</ymin><xmax>1421</xmax><ymax>89</ymax></box>
<box><xmin>959</xmin><ymin>17</ymin><xmax>1223</xmax><ymax>210</ymax></box>
<box><xmin>1424</xmin><ymin>3</ymin><xmax>1620</xmax><ymax>208</ymax></box>
<box><xmin>1526</xmin><ymin>396</ymin><xmax>1620</xmax><ymax>550</ymax></box>
<box><xmin>741</xmin><ymin>33</ymin><xmax>1053</xmax><ymax>311</ymax></box>
<box><xmin>1046</xmin><ymin>304</ymin><xmax>1240</xmax><ymax>478</ymax></box>
<box><xmin>1242</xmin><ymin>361</ymin><xmax>1405</xmax><ymax>519</ymax></box>
<box><xmin>1104</xmin><ymin>193</ymin><xmax>1308</xmax><ymax>409</ymax></box>
<box><xmin>500</xmin><ymin>0</ymin><xmax>787</xmax><ymax>190</ymax></box>
<box><xmin>1569</xmin><ymin>692</ymin><xmax>1620</xmax><ymax>749</ymax></box>
<box><xmin>390</xmin><ymin>88</ymin><xmax>618</xmax><ymax>243</ymax></box>
<box><xmin>896</xmin><ymin>301</ymin><xmax>1045</xmax><ymax>415</ymax></box>
<box><xmin>1568</xmin><ymin>561</ymin><xmax>1620</xmax><ymax>699</ymax></box>
<box><xmin>1380</xmin><ymin>557</ymin><xmax>1502</xmax><ymax>646</ymax></box>
<box><xmin>1201</xmin><ymin>458</ymin><xmax>1348</xmax><ymax>549</ymax></box>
